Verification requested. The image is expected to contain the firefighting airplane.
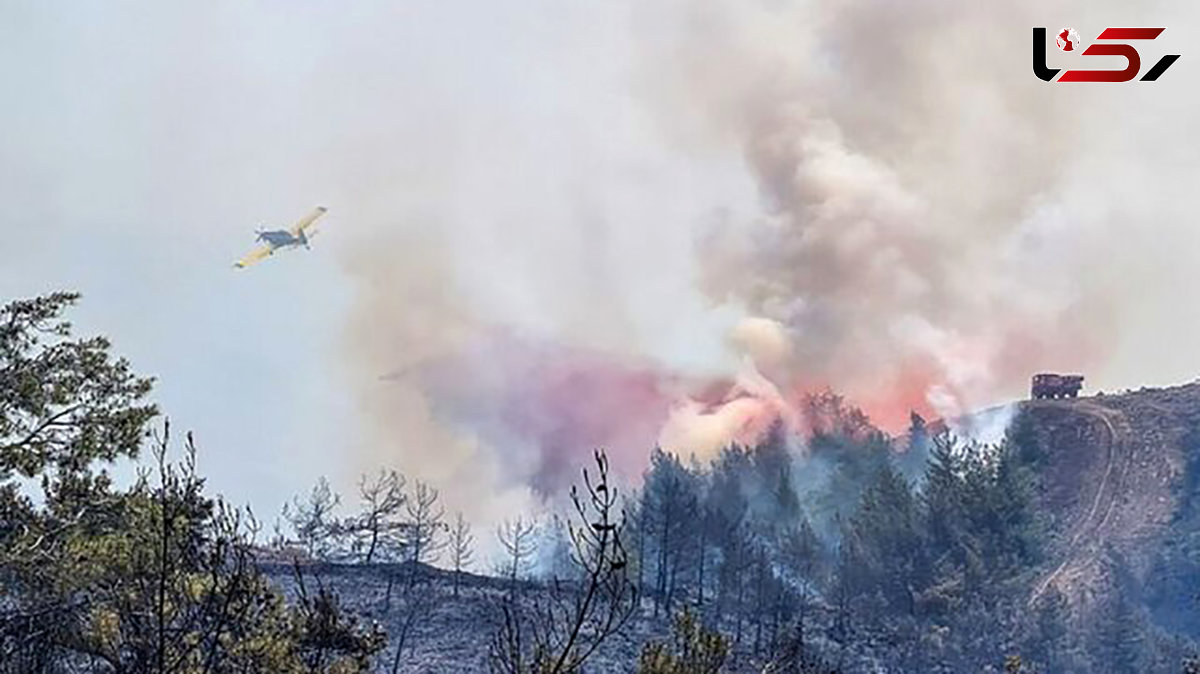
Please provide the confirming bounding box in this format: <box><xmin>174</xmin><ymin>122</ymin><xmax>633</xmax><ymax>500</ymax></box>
<box><xmin>233</xmin><ymin>206</ymin><xmax>328</xmax><ymax>268</ymax></box>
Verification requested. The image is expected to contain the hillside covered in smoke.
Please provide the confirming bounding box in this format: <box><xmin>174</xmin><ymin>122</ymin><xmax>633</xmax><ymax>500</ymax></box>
<box><xmin>331</xmin><ymin>0</ymin><xmax>1200</xmax><ymax>537</ymax></box>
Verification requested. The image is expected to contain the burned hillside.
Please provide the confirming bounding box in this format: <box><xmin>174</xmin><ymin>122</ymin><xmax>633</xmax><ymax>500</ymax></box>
<box><xmin>9</xmin><ymin>292</ymin><xmax>1200</xmax><ymax>673</ymax></box>
<box><xmin>251</xmin><ymin>384</ymin><xmax>1200</xmax><ymax>673</ymax></box>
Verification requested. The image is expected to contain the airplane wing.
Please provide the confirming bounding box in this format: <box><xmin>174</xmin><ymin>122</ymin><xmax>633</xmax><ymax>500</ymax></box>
<box><xmin>288</xmin><ymin>206</ymin><xmax>328</xmax><ymax>237</ymax></box>
<box><xmin>233</xmin><ymin>244</ymin><xmax>272</xmax><ymax>269</ymax></box>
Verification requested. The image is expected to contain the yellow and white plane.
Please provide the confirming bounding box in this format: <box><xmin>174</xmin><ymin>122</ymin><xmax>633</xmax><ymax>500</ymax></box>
<box><xmin>233</xmin><ymin>206</ymin><xmax>328</xmax><ymax>268</ymax></box>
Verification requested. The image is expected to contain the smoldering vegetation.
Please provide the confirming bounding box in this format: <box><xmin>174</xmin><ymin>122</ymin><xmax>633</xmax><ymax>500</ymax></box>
<box><xmin>270</xmin><ymin>389</ymin><xmax>1200</xmax><ymax>673</ymax></box>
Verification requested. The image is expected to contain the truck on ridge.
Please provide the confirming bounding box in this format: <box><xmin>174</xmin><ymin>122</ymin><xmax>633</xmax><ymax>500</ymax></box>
<box><xmin>1032</xmin><ymin>373</ymin><xmax>1084</xmax><ymax>400</ymax></box>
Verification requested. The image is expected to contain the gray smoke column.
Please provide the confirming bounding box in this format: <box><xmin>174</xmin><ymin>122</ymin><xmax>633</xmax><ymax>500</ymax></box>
<box><xmin>630</xmin><ymin>0</ymin><xmax>1198</xmax><ymax>431</ymax></box>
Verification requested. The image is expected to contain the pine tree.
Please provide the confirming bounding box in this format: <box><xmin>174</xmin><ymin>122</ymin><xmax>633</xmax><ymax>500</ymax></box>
<box><xmin>1094</xmin><ymin>588</ymin><xmax>1145</xmax><ymax>674</ymax></box>
<box><xmin>990</xmin><ymin>441</ymin><xmax>1042</xmax><ymax>570</ymax></box>
<box><xmin>1026</xmin><ymin>586</ymin><xmax>1073</xmax><ymax>671</ymax></box>
<box><xmin>637</xmin><ymin>609</ymin><xmax>729</xmax><ymax>674</ymax></box>
<box><xmin>848</xmin><ymin>464</ymin><xmax>926</xmax><ymax>617</ymax></box>
<box><xmin>1094</xmin><ymin>553</ymin><xmax>1146</xmax><ymax>674</ymax></box>
<box><xmin>642</xmin><ymin>448</ymin><xmax>702</xmax><ymax>616</ymax></box>
<box><xmin>923</xmin><ymin>432</ymin><xmax>966</xmax><ymax>561</ymax></box>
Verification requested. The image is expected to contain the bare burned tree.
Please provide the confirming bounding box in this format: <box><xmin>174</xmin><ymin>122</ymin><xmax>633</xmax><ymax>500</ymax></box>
<box><xmin>404</xmin><ymin>480</ymin><xmax>446</xmax><ymax>569</ymax></box>
<box><xmin>379</xmin><ymin>479</ymin><xmax>447</xmax><ymax>673</ymax></box>
<box><xmin>382</xmin><ymin>479</ymin><xmax>447</xmax><ymax>607</ymax></box>
<box><xmin>348</xmin><ymin>469</ymin><xmax>407</xmax><ymax>564</ymax></box>
<box><xmin>381</xmin><ymin>481</ymin><xmax>447</xmax><ymax>673</ymax></box>
<box><xmin>497</xmin><ymin>516</ymin><xmax>539</xmax><ymax>592</ymax></box>
<box><xmin>450</xmin><ymin>511</ymin><xmax>475</xmax><ymax>598</ymax></box>
<box><xmin>488</xmin><ymin>449</ymin><xmax>639</xmax><ymax>674</ymax></box>
<box><xmin>283</xmin><ymin>476</ymin><xmax>342</xmax><ymax>559</ymax></box>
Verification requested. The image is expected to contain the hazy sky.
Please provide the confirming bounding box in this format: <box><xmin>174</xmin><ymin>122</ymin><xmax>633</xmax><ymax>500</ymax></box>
<box><xmin>0</xmin><ymin>1</ymin><xmax>752</xmax><ymax>529</ymax></box>
<box><xmin>3</xmin><ymin>1</ymin><xmax>1199</xmax><ymax>541</ymax></box>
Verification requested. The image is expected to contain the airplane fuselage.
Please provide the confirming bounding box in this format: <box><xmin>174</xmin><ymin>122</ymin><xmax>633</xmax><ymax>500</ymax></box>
<box><xmin>257</xmin><ymin>229</ymin><xmax>305</xmax><ymax>250</ymax></box>
<box><xmin>235</xmin><ymin>207</ymin><xmax>325</xmax><ymax>268</ymax></box>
